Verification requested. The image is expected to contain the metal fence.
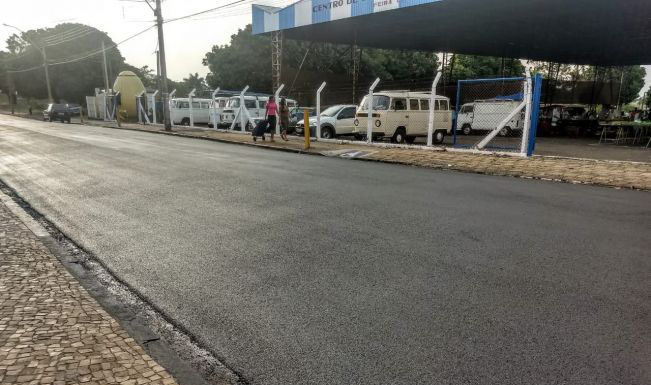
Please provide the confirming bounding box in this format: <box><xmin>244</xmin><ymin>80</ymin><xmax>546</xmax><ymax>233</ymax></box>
<box><xmin>130</xmin><ymin>72</ymin><xmax>542</xmax><ymax>156</ymax></box>
<box><xmin>452</xmin><ymin>77</ymin><xmax>528</xmax><ymax>153</ymax></box>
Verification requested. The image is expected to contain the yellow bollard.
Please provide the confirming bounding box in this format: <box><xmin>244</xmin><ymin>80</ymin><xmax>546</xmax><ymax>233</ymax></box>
<box><xmin>304</xmin><ymin>109</ymin><xmax>310</xmax><ymax>150</ymax></box>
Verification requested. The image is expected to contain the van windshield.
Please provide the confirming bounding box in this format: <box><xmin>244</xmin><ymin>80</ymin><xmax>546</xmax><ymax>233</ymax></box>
<box><xmin>359</xmin><ymin>95</ymin><xmax>390</xmax><ymax>111</ymax></box>
<box><xmin>228</xmin><ymin>99</ymin><xmax>240</xmax><ymax>108</ymax></box>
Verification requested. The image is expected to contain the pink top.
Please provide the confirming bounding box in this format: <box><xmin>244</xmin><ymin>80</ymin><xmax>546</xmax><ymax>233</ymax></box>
<box><xmin>266</xmin><ymin>101</ymin><xmax>278</xmax><ymax>116</ymax></box>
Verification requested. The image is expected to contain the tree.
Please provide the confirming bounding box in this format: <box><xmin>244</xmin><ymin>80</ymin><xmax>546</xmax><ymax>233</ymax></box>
<box><xmin>530</xmin><ymin>62</ymin><xmax>646</xmax><ymax>105</ymax></box>
<box><xmin>182</xmin><ymin>73</ymin><xmax>207</xmax><ymax>93</ymax></box>
<box><xmin>202</xmin><ymin>24</ymin><xmax>439</xmax><ymax>94</ymax></box>
<box><xmin>203</xmin><ymin>25</ymin><xmax>271</xmax><ymax>91</ymax></box>
<box><xmin>1</xmin><ymin>23</ymin><xmax>141</xmax><ymax>103</ymax></box>
<box><xmin>448</xmin><ymin>55</ymin><xmax>525</xmax><ymax>81</ymax></box>
<box><xmin>599</xmin><ymin>66</ymin><xmax>646</xmax><ymax>105</ymax></box>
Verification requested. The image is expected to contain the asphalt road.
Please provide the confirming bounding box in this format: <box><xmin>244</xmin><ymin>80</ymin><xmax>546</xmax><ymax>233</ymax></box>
<box><xmin>0</xmin><ymin>115</ymin><xmax>649</xmax><ymax>385</ymax></box>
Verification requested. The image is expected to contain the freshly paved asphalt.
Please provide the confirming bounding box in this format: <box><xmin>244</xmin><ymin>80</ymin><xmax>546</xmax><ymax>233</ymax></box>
<box><xmin>1</xmin><ymin>115</ymin><xmax>649</xmax><ymax>385</ymax></box>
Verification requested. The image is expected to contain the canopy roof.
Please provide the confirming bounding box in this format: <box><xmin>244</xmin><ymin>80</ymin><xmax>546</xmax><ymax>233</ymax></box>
<box><xmin>252</xmin><ymin>0</ymin><xmax>651</xmax><ymax>66</ymax></box>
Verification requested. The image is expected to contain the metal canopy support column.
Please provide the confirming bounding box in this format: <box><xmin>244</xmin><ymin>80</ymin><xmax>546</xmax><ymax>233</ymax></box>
<box><xmin>352</xmin><ymin>44</ymin><xmax>361</xmax><ymax>104</ymax></box>
<box><xmin>272</xmin><ymin>31</ymin><xmax>283</xmax><ymax>93</ymax></box>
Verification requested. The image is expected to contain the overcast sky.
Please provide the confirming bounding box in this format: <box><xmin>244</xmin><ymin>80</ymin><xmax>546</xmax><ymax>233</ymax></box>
<box><xmin>1</xmin><ymin>0</ymin><xmax>650</xmax><ymax>95</ymax></box>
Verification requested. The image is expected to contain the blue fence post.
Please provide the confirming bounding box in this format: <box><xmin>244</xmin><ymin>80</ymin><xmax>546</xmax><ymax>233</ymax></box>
<box><xmin>527</xmin><ymin>73</ymin><xmax>543</xmax><ymax>156</ymax></box>
<box><xmin>453</xmin><ymin>79</ymin><xmax>461</xmax><ymax>147</ymax></box>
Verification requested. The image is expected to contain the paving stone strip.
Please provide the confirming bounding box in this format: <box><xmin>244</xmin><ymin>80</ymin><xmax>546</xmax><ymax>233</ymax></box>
<box><xmin>0</xmin><ymin>200</ymin><xmax>179</xmax><ymax>385</ymax></box>
<box><xmin>2</xmin><ymin>113</ymin><xmax>649</xmax><ymax>190</ymax></box>
<box><xmin>114</xmin><ymin>123</ymin><xmax>651</xmax><ymax>191</ymax></box>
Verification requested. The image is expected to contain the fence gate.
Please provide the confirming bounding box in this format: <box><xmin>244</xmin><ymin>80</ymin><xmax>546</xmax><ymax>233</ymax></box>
<box><xmin>453</xmin><ymin>76</ymin><xmax>534</xmax><ymax>154</ymax></box>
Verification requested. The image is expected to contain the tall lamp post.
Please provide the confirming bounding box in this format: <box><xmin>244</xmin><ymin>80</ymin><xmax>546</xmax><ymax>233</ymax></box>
<box><xmin>2</xmin><ymin>23</ymin><xmax>53</xmax><ymax>103</ymax></box>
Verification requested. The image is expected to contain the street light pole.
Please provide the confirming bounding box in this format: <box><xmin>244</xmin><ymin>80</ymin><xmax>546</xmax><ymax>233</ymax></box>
<box><xmin>2</xmin><ymin>23</ymin><xmax>53</xmax><ymax>103</ymax></box>
<box><xmin>154</xmin><ymin>0</ymin><xmax>172</xmax><ymax>131</ymax></box>
<box><xmin>41</xmin><ymin>47</ymin><xmax>53</xmax><ymax>102</ymax></box>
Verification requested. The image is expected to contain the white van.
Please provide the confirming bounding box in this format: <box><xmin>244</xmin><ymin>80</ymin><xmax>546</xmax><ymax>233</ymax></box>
<box><xmin>352</xmin><ymin>91</ymin><xmax>452</xmax><ymax>144</ymax></box>
<box><xmin>457</xmin><ymin>99</ymin><xmax>524</xmax><ymax>136</ymax></box>
<box><xmin>170</xmin><ymin>98</ymin><xmax>212</xmax><ymax>126</ymax></box>
<box><xmin>220</xmin><ymin>96</ymin><xmax>298</xmax><ymax>130</ymax></box>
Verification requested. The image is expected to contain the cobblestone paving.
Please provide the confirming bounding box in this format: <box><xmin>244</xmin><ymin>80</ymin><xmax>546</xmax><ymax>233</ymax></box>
<box><xmin>0</xmin><ymin>201</ymin><xmax>178</xmax><ymax>385</ymax></box>
<box><xmin>120</xmin><ymin>124</ymin><xmax>651</xmax><ymax>191</ymax></box>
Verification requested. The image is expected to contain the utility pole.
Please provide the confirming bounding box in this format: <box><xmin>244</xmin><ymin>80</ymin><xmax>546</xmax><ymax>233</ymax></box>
<box><xmin>101</xmin><ymin>41</ymin><xmax>110</xmax><ymax>92</ymax></box>
<box><xmin>2</xmin><ymin>24</ymin><xmax>52</xmax><ymax>103</ymax></box>
<box><xmin>41</xmin><ymin>48</ymin><xmax>53</xmax><ymax>102</ymax></box>
<box><xmin>154</xmin><ymin>0</ymin><xmax>172</xmax><ymax>130</ymax></box>
<box><xmin>155</xmin><ymin>49</ymin><xmax>160</xmax><ymax>89</ymax></box>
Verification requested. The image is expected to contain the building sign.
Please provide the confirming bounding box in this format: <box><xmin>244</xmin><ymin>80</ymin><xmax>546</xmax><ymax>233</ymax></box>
<box><xmin>312</xmin><ymin>0</ymin><xmax>399</xmax><ymax>14</ymax></box>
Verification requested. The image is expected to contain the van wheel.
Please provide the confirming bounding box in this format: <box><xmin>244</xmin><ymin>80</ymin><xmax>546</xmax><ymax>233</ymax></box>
<box><xmin>181</xmin><ymin>118</ymin><xmax>190</xmax><ymax>126</ymax></box>
<box><xmin>392</xmin><ymin>127</ymin><xmax>406</xmax><ymax>144</ymax></box>
<box><xmin>462</xmin><ymin>124</ymin><xmax>472</xmax><ymax>135</ymax></box>
<box><xmin>499</xmin><ymin>126</ymin><xmax>512</xmax><ymax>137</ymax></box>
<box><xmin>321</xmin><ymin>126</ymin><xmax>335</xmax><ymax>139</ymax></box>
<box><xmin>433</xmin><ymin>130</ymin><xmax>446</xmax><ymax>144</ymax></box>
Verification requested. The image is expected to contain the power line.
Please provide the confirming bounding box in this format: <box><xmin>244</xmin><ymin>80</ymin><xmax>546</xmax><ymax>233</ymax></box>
<box><xmin>42</xmin><ymin>29</ymin><xmax>97</xmax><ymax>47</ymax></box>
<box><xmin>48</xmin><ymin>25</ymin><xmax>156</xmax><ymax>66</ymax></box>
<box><xmin>164</xmin><ymin>0</ymin><xmax>249</xmax><ymax>24</ymax></box>
<box><xmin>40</xmin><ymin>26</ymin><xmax>93</xmax><ymax>45</ymax></box>
<box><xmin>5</xmin><ymin>24</ymin><xmax>156</xmax><ymax>72</ymax></box>
<box><xmin>6</xmin><ymin>63</ymin><xmax>44</xmax><ymax>74</ymax></box>
<box><xmin>38</xmin><ymin>25</ymin><xmax>90</xmax><ymax>44</ymax></box>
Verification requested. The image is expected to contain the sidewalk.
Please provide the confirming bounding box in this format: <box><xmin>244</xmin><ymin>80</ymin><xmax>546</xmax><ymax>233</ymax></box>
<box><xmin>109</xmin><ymin>122</ymin><xmax>651</xmax><ymax>191</ymax></box>
<box><xmin>1</xmin><ymin>112</ymin><xmax>650</xmax><ymax>190</ymax></box>
<box><xmin>0</xmin><ymin>197</ymin><xmax>178</xmax><ymax>385</ymax></box>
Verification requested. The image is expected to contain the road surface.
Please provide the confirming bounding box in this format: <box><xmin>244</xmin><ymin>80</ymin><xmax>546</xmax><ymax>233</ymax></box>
<box><xmin>1</xmin><ymin>115</ymin><xmax>649</xmax><ymax>385</ymax></box>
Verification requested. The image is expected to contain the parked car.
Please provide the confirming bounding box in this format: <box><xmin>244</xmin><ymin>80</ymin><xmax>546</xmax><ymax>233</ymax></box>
<box><xmin>67</xmin><ymin>103</ymin><xmax>82</xmax><ymax>117</ymax></box>
<box><xmin>288</xmin><ymin>107</ymin><xmax>311</xmax><ymax>134</ymax></box>
<box><xmin>42</xmin><ymin>104</ymin><xmax>72</xmax><ymax>123</ymax></box>
<box><xmin>457</xmin><ymin>99</ymin><xmax>524</xmax><ymax>136</ymax></box>
<box><xmin>352</xmin><ymin>91</ymin><xmax>452</xmax><ymax>144</ymax></box>
<box><xmin>170</xmin><ymin>98</ymin><xmax>213</xmax><ymax>125</ymax></box>
<box><xmin>207</xmin><ymin>96</ymin><xmax>230</xmax><ymax>128</ymax></box>
<box><xmin>295</xmin><ymin>105</ymin><xmax>357</xmax><ymax>138</ymax></box>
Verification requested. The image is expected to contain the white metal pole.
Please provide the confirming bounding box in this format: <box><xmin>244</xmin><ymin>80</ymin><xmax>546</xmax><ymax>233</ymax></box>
<box><xmin>367</xmin><ymin>78</ymin><xmax>380</xmax><ymax>144</ymax></box>
<box><xmin>316</xmin><ymin>82</ymin><xmax>326</xmax><ymax>140</ymax></box>
<box><xmin>152</xmin><ymin>90</ymin><xmax>159</xmax><ymax>124</ymax></box>
<box><xmin>235</xmin><ymin>86</ymin><xmax>249</xmax><ymax>131</ymax></box>
<box><xmin>138</xmin><ymin>90</ymin><xmax>147</xmax><ymax>124</ymax></box>
<box><xmin>137</xmin><ymin>96</ymin><xmax>142</xmax><ymax>124</ymax></box>
<box><xmin>274</xmin><ymin>84</ymin><xmax>284</xmax><ymax>135</ymax></box>
<box><xmin>427</xmin><ymin>71</ymin><xmax>442</xmax><ymax>147</ymax></box>
<box><xmin>168</xmin><ymin>89</ymin><xmax>176</xmax><ymax>125</ymax></box>
<box><xmin>210</xmin><ymin>87</ymin><xmax>220</xmax><ymax>128</ymax></box>
<box><xmin>520</xmin><ymin>69</ymin><xmax>532</xmax><ymax>155</ymax></box>
<box><xmin>188</xmin><ymin>88</ymin><xmax>196</xmax><ymax>127</ymax></box>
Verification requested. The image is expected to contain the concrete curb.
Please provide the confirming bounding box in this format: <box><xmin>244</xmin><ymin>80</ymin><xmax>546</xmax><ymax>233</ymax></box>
<box><xmin>100</xmin><ymin>124</ymin><xmax>648</xmax><ymax>191</ymax></box>
<box><xmin>0</xmin><ymin>184</ymin><xmax>233</xmax><ymax>385</ymax></box>
<box><xmin>2</xmin><ymin>112</ymin><xmax>648</xmax><ymax>191</ymax></box>
<box><xmin>0</xmin><ymin>190</ymin><xmax>50</xmax><ymax>238</ymax></box>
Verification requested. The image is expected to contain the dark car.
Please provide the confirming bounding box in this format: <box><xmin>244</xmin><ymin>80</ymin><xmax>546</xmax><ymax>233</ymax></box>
<box><xmin>43</xmin><ymin>104</ymin><xmax>72</xmax><ymax>123</ymax></box>
<box><xmin>67</xmin><ymin>103</ymin><xmax>82</xmax><ymax>117</ymax></box>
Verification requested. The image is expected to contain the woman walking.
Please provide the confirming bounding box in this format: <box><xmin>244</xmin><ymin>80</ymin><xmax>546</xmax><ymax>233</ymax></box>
<box><xmin>265</xmin><ymin>96</ymin><xmax>278</xmax><ymax>142</ymax></box>
<box><xmin>279</xmin><ymin>97</ymin><xmax>290</xmax><ymax>141</ymax></box>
